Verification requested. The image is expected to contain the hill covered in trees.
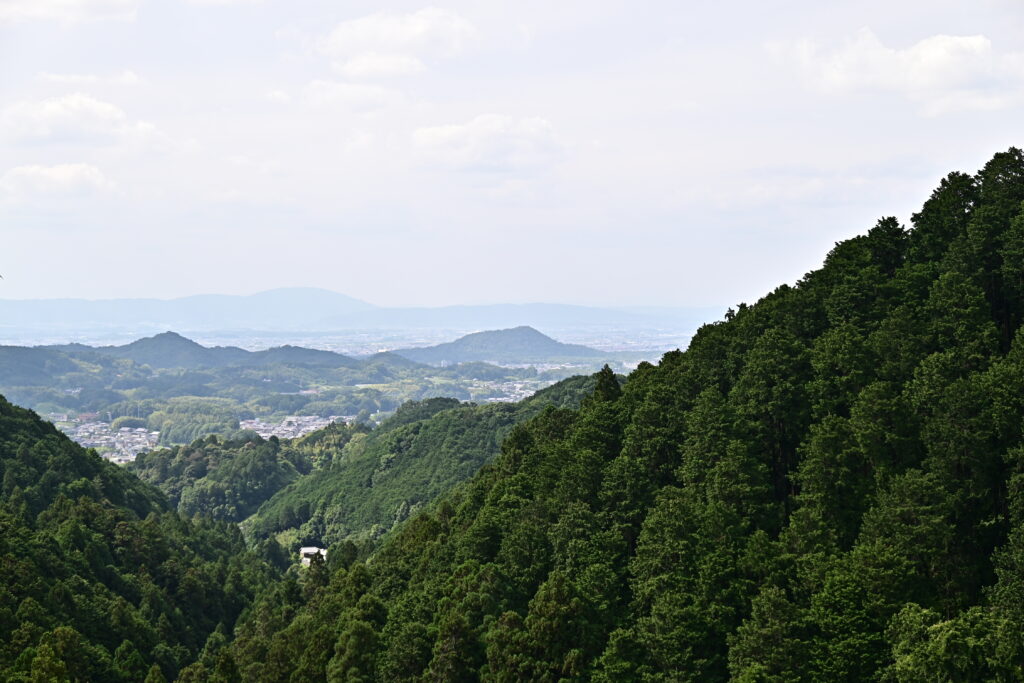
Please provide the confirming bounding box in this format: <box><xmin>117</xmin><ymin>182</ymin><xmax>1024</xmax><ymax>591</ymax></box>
<box><xmin>394</xmin><ymin>326</ymin><xmax>608</xmax><ymax>365</ymax></box>
<box><xmin>241</xmin><ymin>374</ymin><xmax>604</xmax><ymax>549</ymax></box>
<box><xmin>127</xmin><ymin>427</ymin><xmax>359</xmax><ymax>523</ymax></box>
<box><xmin>0</xmin><ymin>395</ymin><xmax>279</xmax><ymax>681</ymax></box>
<box><xmin>203</xmin><ymin>149</ymin><xmax>1024</xmax><ymax>681</ymax></box>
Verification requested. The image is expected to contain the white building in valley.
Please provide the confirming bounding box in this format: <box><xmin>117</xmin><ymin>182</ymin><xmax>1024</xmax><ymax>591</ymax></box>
<box><xmin>299</xmin><ymin>546</ymin><xmax>327</xmax><ymax>567</ymax></box>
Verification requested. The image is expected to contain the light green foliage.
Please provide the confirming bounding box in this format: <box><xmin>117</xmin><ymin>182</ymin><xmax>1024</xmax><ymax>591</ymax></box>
<box><xmin>244</xmin><ymin>375</ymin><xmax>601</xmax><ymax>548</ymax></box>
<box><xmin>128</xmin><ymin>428</ymin><xmax>351</xmax><ymax>522</ymax></box>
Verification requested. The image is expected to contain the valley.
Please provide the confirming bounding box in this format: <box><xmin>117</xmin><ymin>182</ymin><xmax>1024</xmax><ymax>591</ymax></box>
<box><xmin>2</xmin><ymin>150</ymin><xmax>1022</xmax><ymax>681</ymax></box>
<box><xmin>0</xmin><ymin>326</ymin><xmax>651</xmax><ymax>463</ymax></box>
<box><xmin>4</xmin><ymin>1</ymin><xmax>1019</xmax><ymax>678</ymax></box>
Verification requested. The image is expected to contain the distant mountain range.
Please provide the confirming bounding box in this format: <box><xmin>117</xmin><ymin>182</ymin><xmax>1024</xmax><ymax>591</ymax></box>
<box><xmin>393</xmin><ymin>326</ymin><xmax>608</xmax><ymax>365</ymax></box>
<box><xmin>0</xmin><ymin>288</ymin><xmax>719</xmax><ymax>337</ymax></box>
<box><xmin>45</xmin><ymin>331</ymin><xmax>368</xmax><ymax>370</ymax></box>
<box><xmin>18</xmin><ymin>326</ymin><xmax>612</xmax><ymax>373</ymax></box>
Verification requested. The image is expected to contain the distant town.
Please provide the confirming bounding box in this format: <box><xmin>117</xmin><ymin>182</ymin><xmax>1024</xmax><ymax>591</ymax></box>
<box><xmin>38</xmin><ymin>368</ymin><xmax>602</xmax><ymax>466</ymax></box>
<box><xmin>50</xmin><ymin>418</ymin><xmax>160</xmax><ymax>465</ymax></box>
<box><xmin>15</xmin><ymin>325</ymin><xmax>657</xmax><ymax>470</ymax></box>
<box><xmin>50</xmin><ymin>413</ymin><xmax>359</xmax><ymax>465</ymax></box>
<box><xmin>238</xmin><ymin>415</ymin><xmax>354</xmax><ymax>440</ymax></box>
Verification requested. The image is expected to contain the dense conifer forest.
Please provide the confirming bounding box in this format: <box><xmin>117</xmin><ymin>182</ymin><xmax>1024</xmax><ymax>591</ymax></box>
<box><xmin>204</xmin><ymin>148</ymin><xmax>1024</xmax><ymax>681</ymax></box>
<box><xmin>3</xmin><ymin>148</ymin><xmax>1024</xmax><ymax>681</ymax></box>
<box><xmin>0</xmin><ymin>396</ymin><xmax>279</xmax><ymax>681</ymax></box>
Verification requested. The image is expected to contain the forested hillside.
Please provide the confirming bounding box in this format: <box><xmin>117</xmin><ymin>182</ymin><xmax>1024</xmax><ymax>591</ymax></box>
<box><xmin>243</xmin><ymin>375</ymin><xmax>602</xmax><ymax>548</ymax></box>
<box><xmin>128</xmin><ymin>426</ymin><xmax>366</xmax><ymax>523</ymax></box>
<box><xmin>0</xmin><ymin>396</ymin><xmax>279</xmax><ymax>681</ymax></box>
<box><xmin>205</xmin><ymin>149</ymin><xmax>1024</xmax><ymax>681</ymax></box>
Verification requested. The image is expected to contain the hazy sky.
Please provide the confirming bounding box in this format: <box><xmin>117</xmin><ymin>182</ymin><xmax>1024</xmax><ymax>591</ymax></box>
<box><xmin>2</xmin><ymin>1</ymin><xmax>1023</xmax><ymax>307</ymax></box>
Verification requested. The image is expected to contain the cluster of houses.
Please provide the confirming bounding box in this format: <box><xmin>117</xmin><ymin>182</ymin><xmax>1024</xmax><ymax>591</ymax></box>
<box><xmin>238</xmin><ymin>415</ymin><xmax>355</xmax><ymax>440</ymax></box>
<box><xmin>474</xmin><ymin>379</ymin><xmax>549</xmax><ymax>403</ymax></box>
<box><xmin>59</xmin><ymin>421</ymin><xmax>160</xmax><ymax>464</ymax></box>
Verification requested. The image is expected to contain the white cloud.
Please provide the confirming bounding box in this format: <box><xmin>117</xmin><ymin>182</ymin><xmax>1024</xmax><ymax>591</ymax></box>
<box><xmin>0</xmin><ymin>0</ymin><xmax>137</xmax><ymax>22</ymax></box>
<box><xmin>1</xmin><ymin>93</ymin><xmax>157</xmax><ymax>145</ymax></box>
<box><xmin>318</xmin><ymin>7</ymin><xmax>477</xmax><ymax>78</ymax></box>
<box><xmin>265</xmin><ymin>89</ymin><xmax>291</xmax><ymax>103</ymax></box>
<box><xmin>40</xmin><ymin>70</ymin><xmax>143</xmax><ymax>86</ymax></box>
<box><xmin>335</xmin><ymin>53</ymin><xmax>426</xmax><ymax>79</ymax></box>
<box><xmin>0</xmin><ymin>163</ymin><xmax>115</xmax><ymax>200</ymax></box>
<box><xmin>304</xmin><ymin>80</ymin><xmax>403</xmax><ymax>112</ymax></box>
<box><xmin>320</xmin><ymin>7</ymin><xmax>476</xmax><ymax>58</ymax></box>
<box><xmin>226</xmin><ymin>154</ymin><xmax>278</xmax><ymax>175</ymax></box>
<box><xmin>413</xmin><ymin>114</ymin><xmax>561</xmax><ymax>173</ymax></box>
<box><xmin>774</xmin><ymin>28</ymin><xmax>1024</xmax><ymax>115</ymax></box>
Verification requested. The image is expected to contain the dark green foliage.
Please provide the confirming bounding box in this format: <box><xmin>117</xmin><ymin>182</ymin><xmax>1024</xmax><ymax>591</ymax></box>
<box><xmin>0</xmin><ymin>395</ymin><xmax>279</xmax><ymax>681</ymax></box>
<box><xmin>11</xmin><ymin>149</ymin><xmax>1024</xmax><ymax>681</ymax></box>
<box><xmin>202</xmin><ymin>149</ymin><xmax>1024</xmax><ymax>682</ymax></box>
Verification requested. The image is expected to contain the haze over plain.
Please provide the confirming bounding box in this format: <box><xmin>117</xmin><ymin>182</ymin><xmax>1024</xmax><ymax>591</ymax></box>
<box><xmin>3</xmin><ymin>1</ymin><xmax>1023</xmax><ymax>309</ymax></box>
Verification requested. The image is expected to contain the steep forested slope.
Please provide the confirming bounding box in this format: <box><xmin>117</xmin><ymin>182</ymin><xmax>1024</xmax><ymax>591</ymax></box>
<box><xmin>243</xmin><ymin>375</ymin><xmax>602</xmax><ymax>548</ymax></box>
<box><xmin>0</xmin><ymin>395</ymin><xmax>278</xmax><ymax>681</ymax></box>
<box><xmin>212</xmin><ymin>149</ymin><xmax>1024</xmax><ymax>682</ymax></box>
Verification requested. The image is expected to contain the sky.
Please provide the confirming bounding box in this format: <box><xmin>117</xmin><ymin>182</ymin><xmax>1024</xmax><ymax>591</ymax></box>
<box><xmin>2</xmin><ymin>0</ymin><xmax>1023</xmax><ymax>307</ymax></box>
